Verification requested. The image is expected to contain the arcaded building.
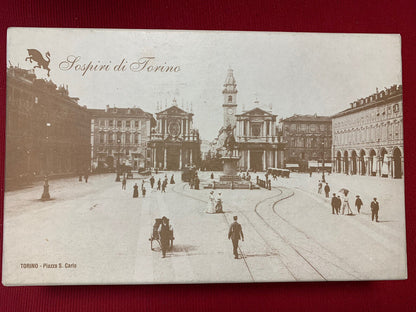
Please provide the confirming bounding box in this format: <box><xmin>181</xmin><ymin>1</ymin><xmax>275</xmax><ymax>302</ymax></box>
<box><xmin>332</xmin><ymin>85</ymin><xmax>403</xmax><ymax>178</ymax></box>
<box><xmin>5</xmin><ymin>66</ymin><xmax>91</xmax><ymax>186</ymax></box>
<box><xmin>89</xmin><ymin>106</ymin><xmax>155</xmax><ymax>171</ymax></box>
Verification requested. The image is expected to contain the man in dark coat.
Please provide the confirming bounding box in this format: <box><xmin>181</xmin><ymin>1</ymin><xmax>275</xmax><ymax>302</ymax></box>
<box><xmin>371</xmin><ymin>197</ymin><xmax>379</xmax><ymax>222</ymax></box>
<box><xmin>158</xmin><ymin>217</ymin><xmax>172</xmax><ymax>258</ymax></box>
<box><xmin>336</xmin><ymin>195</ymin><xmax>342</xmax><ymax>214</ymax></box>
<box><xmin>228</xmin><ymin>216</ymin><xmax>244</xmax><ymax>259</ymax></box>
<box><xmin>150</xmin><ymin>175</ymin><xmax>155</xmax><ymax>189</ymax></box>
<box><xmin>157</xmin><ymin>178</ymin><xmax>161</xmax><ymax>191</ymax></box>
<box><xmin>355</xmin><ymin>195</ymin><xmax>363</xmax><ymax>214</ymax></box>
<box><xmin>324</xmin><ymin>183</ymin><xmax>330</xmax><ymax>198</ymax></box>
<box><xmin>331</xmin><ymin>193</ymin><xmax>338</xmax><ymax>214</ymax></box>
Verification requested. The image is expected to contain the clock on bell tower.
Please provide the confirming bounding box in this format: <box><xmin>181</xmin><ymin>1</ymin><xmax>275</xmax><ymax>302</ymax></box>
<box><xmin>222</xmin><ymin>68</ymin><xmax>238</xmax><ymax>128</ymax></box>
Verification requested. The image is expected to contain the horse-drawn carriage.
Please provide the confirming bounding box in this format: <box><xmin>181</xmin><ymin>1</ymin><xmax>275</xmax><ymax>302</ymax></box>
<box><xmin>149</xmin><ymin>218</ymin><xmax>174</xmax><ymax>250</ymax></box>
<box><xmin>267</xmin><ymin>168</ymin><xmax>290</xmax><ymax>178</ymax></box>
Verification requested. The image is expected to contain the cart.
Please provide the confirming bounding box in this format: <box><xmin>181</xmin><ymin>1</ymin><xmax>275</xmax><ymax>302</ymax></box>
<box><xmin>149</xmin><ymin>218</ymin><xmax>174</xmax><ymax>250</ymax></box>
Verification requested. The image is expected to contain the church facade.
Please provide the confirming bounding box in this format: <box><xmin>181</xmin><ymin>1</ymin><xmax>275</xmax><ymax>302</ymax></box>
<box><xmin>148</xmin><ymin>99</ymin><xmax>200</xmax><ymax>170</ymax></box>
<box><xmin>220</xmin><ymin>69</ymin><xmax>285</xmax><ymax>171</ymax></box>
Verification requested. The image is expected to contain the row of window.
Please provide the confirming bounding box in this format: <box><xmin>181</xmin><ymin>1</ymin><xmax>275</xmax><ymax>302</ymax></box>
<box><xmin>284</xmin><ymin>123</ymin><xmax>330</xmax><ymax>133</ymax></box>
<box><xmin>334</xmin><ymin>122</ymin><xmax>402</xmax><ymax>145</ymax></box>
<box><xmin>333</xmin><ymin>103</ymin><xmax>402</xmax><ymax>129</ymax></box>
<box><xmin>98</xmin><ymin>132</ymin><xmax>143</xmax><ymax>145</ymax></box>
<box><xmin>98</xmin><ymin>119</ymin><xmax>146</xmax><ymax>129</ymax></box>
<box><xmin>288</xmin><ymin>137</ymin><xmax>331</xmax><ymax>148</ymax></box>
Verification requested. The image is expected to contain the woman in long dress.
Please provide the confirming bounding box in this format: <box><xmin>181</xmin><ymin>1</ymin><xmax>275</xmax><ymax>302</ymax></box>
<box><xmin>215</xmin><ymin>192</ymin><xmax>223</xmax><ymax>213</ymax></box>
<box><xmin>206</xmin><ymin>191</ymin><xmax>216</xmax><ymax>213</ymax></box>
<box><xmin>133</xmin><ymin>183</ymin><xmax>139</xmax><ymax>198</ymax></box>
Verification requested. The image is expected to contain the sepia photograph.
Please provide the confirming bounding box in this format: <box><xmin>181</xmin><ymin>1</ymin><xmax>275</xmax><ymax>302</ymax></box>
<box><xmin>2</xmin><ymin>28</ymin><xmax>406</xmax><ymax>285</ymax></box>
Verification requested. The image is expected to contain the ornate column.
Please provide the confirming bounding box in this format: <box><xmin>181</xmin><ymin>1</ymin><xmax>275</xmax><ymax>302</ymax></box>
<box><xmin>377</xmin><ymin>156</ymin><xmax>382</xmax><ymax>176</ymax></box>
<box><xmin>153</xmin><ymin>148</ymin><xmax>156</xmax><ymax>168</ymax></box>
<box><xmin>262</xmin><ymin>150</ymin><xmax>266</xmax><ymax>171</ymax></box>
<box><xmin>190</xmin><ymin>148</ymin><xmax>193</xmax><ymax>165</ymax></box>
<box><xmin>163</xmin><ymin>147</ymin><xmax>167</xmax><ymax>169</ymax></box>
<box><xmin>365</xmin><ymin>156</ymin><xmax>370</xmax><ymax>176</ymax></box>
<box><xmin>274</xmin><ymin>150</ymin><xmax>278</xmax><ymax>168</ymax></box>
<box><xmin>179</xmin><ymin>148</ymin><xmax>182</xmax><ymax>170</ymax></box>
<box><xmin>388</xmin><ymin>155</ymin><xmax>394</xmax><ymax>178</ymax></box>
<box><xmin>247</xmin><ymin>149</ymin><xmax>251</xmax><ymax>170</ymax></box>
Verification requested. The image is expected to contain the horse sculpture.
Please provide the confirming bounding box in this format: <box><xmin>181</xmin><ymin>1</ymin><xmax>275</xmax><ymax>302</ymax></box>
<box><xmin>25</xmin><ymin>49</ymin><xmax>51</xmax><ymax>77</ymax></box>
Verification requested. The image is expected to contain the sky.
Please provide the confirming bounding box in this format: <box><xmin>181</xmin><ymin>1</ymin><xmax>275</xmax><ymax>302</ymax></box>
<box><xmin>7</xmin><ymin>28</ymin><xmax>402</xmax><ymax>140</ymax></box>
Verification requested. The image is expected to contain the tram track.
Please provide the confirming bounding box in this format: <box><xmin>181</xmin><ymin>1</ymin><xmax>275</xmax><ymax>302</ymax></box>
<box><xmin>254</xmin><ymin>187</ymin><xmax>363</xmax><ymax>280</ymax></box>
<box><xmin>171</xmin><ymin>181</ymin><xmax>362</xmax><ymax>281</ymax></box>
<box><xmin>171</xmin><ymin>182</ymin><xmax>255</xmax><ymax>281</ymax></box>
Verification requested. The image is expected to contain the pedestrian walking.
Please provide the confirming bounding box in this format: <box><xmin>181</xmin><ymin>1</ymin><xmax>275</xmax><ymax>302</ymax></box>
<box><xmin>84</xmin><ymin>171</ymin><xmax>89</xmax><ymax>183</ymax></box>
<box><xmin>206</xmin><ymin>191</ymin><xmax>216</xmax><ymax>213</ymax></box>
<box><xmin>133</xmin><ymin>183</ymin><xmax>139</xmax><ymax>198</ymax></box>
<box><xmin>158</xmin><ymin>216</ymin><xmax>172</xmax><ymax>258</ymax></box>
<box><xmin>355</xmin><ymin>195</ymin><xmax>363</xmax><ymax>214</ymax></box>
<box><xmin>78</xmin><ymin>174</ymin><xmax>83</xmax><ymax>182</ymax></box>
<box><xmin>122</xmin><ymin>176</ymin><xmax>127</xmax><ymax>190</ymax></box>
<box><xmin>371</xmin><ymin>197</ymin><xmax>379</xmax><ymax>222</ymax></box>
<box><xmin>210</xmin><ymin>172</ymin><xmax>214</xmax><ymax>179</ymax></box>
<box><xmin>150</xmin><ymin>175</ymin><xmax>155</xmax><ymax>189</ymax></box>
<box><xmin>142</xmin><ymin>187</ymin><xmax>146</xmax><ymax>197</ymax></box>
<box><xmin>162</xmin><ymin>179</ymin><xmax>167</xmax><ymax>193</ymax></box>
<box><xmin>157</xmin><ymin>178</ymin><xmax>161</xmax><ymax>191</ymax></box>
<box><xmin>215</xmin><ymin>192</ymin><xmax>223</xmax><ymax>213</ymax></box>
<box><xmin>336</xmin><ymin>196</ymin><xmax>342</xmax><ymax>214</ymax></box>
<box><xmin>324</xmin><ymin>183</ymin><xmax>330</xmax><ymax>198</ymax></box>
<box><xmin>194</xmin><ymin>176</ymin><xmax>200</xmax><ymax>190</ymax></box>
<box><xmin>342</xmin><ymin>194</ymin><xmax>353</xmax><ymax>215</ymax></box>
<box><xmin>170</xmin><ymin>174</ymin><xmax>175</xmax><ymax>184</ymax></box>
<box><xmin>228</xmin><ymin>216</ymin><xmax>244</xmax><ymax>259</ymax></box>
<box><xmin>309</xmin><ymin>169</ymin><xmax>313</xmax><ymax>177</ymax></box>
<box><xmin>318</xmin><ymin>180</ymin><xmax>323</xmax><ymax>194</ymax></box>
<box><xmin>331</xmin><ymin>193</ymin><xmax>337</xmax><ymax>214</ymax></box>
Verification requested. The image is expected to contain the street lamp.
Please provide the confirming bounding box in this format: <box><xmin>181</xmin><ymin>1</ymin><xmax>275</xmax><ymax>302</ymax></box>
<box><xmin>321</xmin><ymin>141</ymin><xmax>326</xmax><ymax>183</ymax></box>
<box><xmin>41</xmin><ymin>122</ymin><xmax>51</xmax><ymax>200</ymax></box>
<box><xmin>115</xmin><ymin>138</ymin><xmax>121</xmax><ymax>182</ymax></box>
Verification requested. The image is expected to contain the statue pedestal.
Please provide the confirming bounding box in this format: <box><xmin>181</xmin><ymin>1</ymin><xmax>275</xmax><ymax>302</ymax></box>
<box><xmin>220</xmin><ymin>156</ymin><xmax>241</xmax><ymax>182</ymax></box>
<box><xmin>204</xmin><ymin>155</ymin><xmax>258</xmax><ymax>190</ymax></box>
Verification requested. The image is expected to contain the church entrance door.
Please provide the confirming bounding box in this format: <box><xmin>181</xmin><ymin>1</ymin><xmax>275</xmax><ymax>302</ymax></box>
<box><xmin>250</xmin><ymin>151</ymin><xmax>263</xmax><ymax>172</ymax></box>
<box><xmin>167</xmin><ymin>147</ymin><xmax>180</xmax><ymax>170</ymax></box>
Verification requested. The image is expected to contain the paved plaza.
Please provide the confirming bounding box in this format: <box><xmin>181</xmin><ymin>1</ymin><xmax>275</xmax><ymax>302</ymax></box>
<box><xmin>2</xmin><ymin>171</ymin><xmax>407</xmax><ymax>285</ymax></box>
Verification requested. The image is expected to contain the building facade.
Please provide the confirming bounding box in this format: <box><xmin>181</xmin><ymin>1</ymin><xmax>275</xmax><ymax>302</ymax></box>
<box><xmin>5</xmin><ymin>66</ymin><xmax>91</xmax><ymax>185</ymax></box>
<box><xmin>218</xmin><ymin>69</ymin><xmax>285</xmax><ymax>171</ymax></box>
<box><xmin>148</xmin><ymin>100</ymin><xmax>200</xmax><ymax>170</ymax></box>
<box><xmin>280</xmin><ymin>114</ymin><xmax>332</xmax><ymax>172</ymax></box>
<box><xmin>332</xmin><ymin>85</ymin><xmax>403</xmax><ymax>178</ymax></box>
<box><xmin>89</xmin><ymin>106</ymin><xmax>155</xmax><ymax>171</ymax></box>
<box><xmin>234</xmin><ymin>107</ymin><xmax>285</xmax><ymax>171</ymax></box>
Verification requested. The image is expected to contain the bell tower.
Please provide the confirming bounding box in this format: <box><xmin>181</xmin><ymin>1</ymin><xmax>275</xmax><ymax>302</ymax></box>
<box><xmin>222</xmin><ymin>68</ymin><xmax>238</xmax><ymax>128</ymax></box>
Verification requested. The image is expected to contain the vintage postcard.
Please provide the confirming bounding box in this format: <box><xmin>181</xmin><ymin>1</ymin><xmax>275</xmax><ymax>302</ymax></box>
<box><xmin>2</xmin><ymin>28</ymin><xmax>406</xmax><ymax>285</ymax></box>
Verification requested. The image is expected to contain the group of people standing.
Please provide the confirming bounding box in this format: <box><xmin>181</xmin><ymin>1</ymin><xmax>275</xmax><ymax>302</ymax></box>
<box><xmin>324</xmin><ymin>182</ymin><xmax>381</xmax><ymax>222</ymax></box>
<box><xmin>317</xmin><ymin>180</ymin><xmax>331</xmax><ymax>198</ymax></box>
<box><xmin>127</xmin><ymin>173</ymin><xmax>177</xmax><ymax>198</ymax></box>
<box><xmin>206</xmin><ymin>191</ymin><xmax>223</xmax><ymax>214</ymax></box>
<box><xmin>132</xmin><ymin>180</ymin><xmax>147</xmax><ymax>198</ymax></box>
